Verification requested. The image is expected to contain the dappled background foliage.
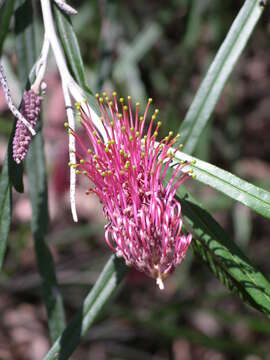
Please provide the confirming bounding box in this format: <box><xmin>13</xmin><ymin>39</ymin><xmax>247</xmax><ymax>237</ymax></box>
<box><xmin>0</xmin><ymin>0</ymin><xmax>270</xmax><ymax>359</ymax></box>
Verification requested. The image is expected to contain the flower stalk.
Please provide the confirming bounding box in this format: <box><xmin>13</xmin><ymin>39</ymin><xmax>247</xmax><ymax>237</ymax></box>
<box><xmin>40</xmin><ymin>0</ymin><xmax>105</xmax><ymax>221</ymax></box>
<box><xmin>0</xmin><ymin>64</ymin><xmax>36</xmax><ymax>135</ymax></box>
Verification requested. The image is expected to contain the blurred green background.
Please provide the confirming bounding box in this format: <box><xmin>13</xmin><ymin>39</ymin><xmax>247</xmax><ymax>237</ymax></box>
<box><xmin>0</xmin><ymin>0</ymin><xmax>270</xmax><ymax>359</ymax></box>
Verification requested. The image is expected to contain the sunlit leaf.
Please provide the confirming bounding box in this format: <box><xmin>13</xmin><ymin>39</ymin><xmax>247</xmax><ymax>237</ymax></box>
<box><xmin>43</xmin><ymin>256</ymin><xmax>127</xmax><ymax>360</ymax></box>
<box><xmin>173</xmin><ymin>150</ymin><xmax>270</xmax><ymax>219</ymax></box>
<box><xmin>179</xmin><ymin>0</ymin><xmax>265</xmax><ymax>154</ymax></box>
<box><xmin>175</xmin><ymin>185</ymin><xmax>270</xmax><ymax>317</ymax></box>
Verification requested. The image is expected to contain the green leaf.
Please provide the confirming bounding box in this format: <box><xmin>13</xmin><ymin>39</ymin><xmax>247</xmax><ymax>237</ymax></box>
<box><xmin>0</xmin><ymin>0</ymin><xmax>15</xmax><ymax>56</ymax></box>
<box><xmin>173</xmin><ymin>151</ymin><xmax>270</xmax><ymax>219</ymax></box>
<box><xmin>179</xmin><ymin>0</ymin><xmax>265</xmax><ymax>154</ymax></box>
<box><xmin>43</xmin><ymin>256</ymin><xmax>128</xmax><ymax>360</ymax></box>
<box><xmin>15</xmin><ymin>0</ymin><xmax>66</xmax><ymax>342</ymax></box>
<box><xmin>0</xmin><ymin>115</ymin><xmax>24</xmax><ymax>270</ymax></box>
<box><xmin>53</xmin><ymin>4</ymin><xmax>100</xmax><ymax>116</ymax></box>
<box><xmin>0</xmin><ymin>156</ymin><xmax>12</xmax><ymax>270</ymax></box>
<box><xmin>26</xmin><ymin>129</ymin><xmax>66</xmax><ymax>342</ymax></box>
<box><xmin>14</xmin><ymin>0</ymin><xmax>36</xmax><ymax>88</ymax></box>
<box><xmin>53</xmin><ymin>5</ymin><xmax>87</xmax><ymax>89</ymax></box>
<box><xmin>175</xmin><ymin>185</ymin><xmax>270</xmax><ymax>317</ymax></box>
<box><xmin>13</xmin><ymin>0</ymin><xmax>38</xmax><ymax>193</ymax></box>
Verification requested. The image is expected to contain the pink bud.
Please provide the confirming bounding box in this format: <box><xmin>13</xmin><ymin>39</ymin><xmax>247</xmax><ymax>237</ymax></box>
<box><xmin>13</xmin><ymin>90</ymin><xmax>42</xmax><ymax>164</ymax></box>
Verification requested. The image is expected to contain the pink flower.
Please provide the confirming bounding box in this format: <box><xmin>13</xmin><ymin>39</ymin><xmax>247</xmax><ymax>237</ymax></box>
<box><xmin>13</xmin><ymin>90</ymin><xmax>42</xmax><ymax>164</ymax></box>
<box><xmin>70</xmin><ymin>93</ymin><xmax>192</xmax><ymax>289</ymax></box>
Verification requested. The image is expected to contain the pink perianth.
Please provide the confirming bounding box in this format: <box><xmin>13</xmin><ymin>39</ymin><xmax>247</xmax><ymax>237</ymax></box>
<box><xmin>12</xmin><ymin>90</ymin><xmax>42</xmax><ymax>164</ymax></box>
<box><xmin>72</xmin><ymin>93</ymin><xmax>192</xmax><ymax>289</ymax></box>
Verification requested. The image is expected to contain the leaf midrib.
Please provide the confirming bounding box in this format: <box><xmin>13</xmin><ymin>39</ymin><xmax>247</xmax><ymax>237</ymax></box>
<box><xmin>181</xmin><ymin>195</ymin><xmax>270</xmax><ymax>311</ymax></box>
<box><xmin>192</xmin><ymin>163</ymin><xmax>270</xmax><ymax>209</ymax></box>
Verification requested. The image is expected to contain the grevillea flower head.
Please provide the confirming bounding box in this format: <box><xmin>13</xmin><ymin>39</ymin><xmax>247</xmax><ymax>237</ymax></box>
<box><xmin>69</xmin><ymin>93</ymin><xmax>192</xmax><ymax>289</ymax></box>
<box><xmin>13</xmin><ymin>90</ymin><xmax>42</xmax><ymax>164</ymax></box>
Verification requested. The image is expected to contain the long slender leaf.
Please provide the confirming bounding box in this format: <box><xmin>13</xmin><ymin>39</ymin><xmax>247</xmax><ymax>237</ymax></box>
<box><xmin>15</xmin><ymin>0</ymin><xmax>65</xmax><ymax>342</ymax></box>
<box><xmin>173</xmin><ymin>150</ymin><xmax>270</xmax><ymax>219</ymax></box>
<box><xmin>0</xmin><ymin>85</ymin><xmax>27</xmax><ymax>269</ymax></box>
<box><xmin>53</xmin><ymin>5</ymin><xmax>87</xmax><ymax>89</ymax></box>
<box><xmin>0</xmin><ymin>156</ymin><xmax>11</xmax><ymax>270</ymax></box>
<box><xmin>175</xmin><ymin>184</ymin><xmax>270</xmax><ymax>317</ymax></box>
<box><xmin>53</xmin><ymin>5</ymin><xmax>100</xmax><ymax>115</ymax></box>
<box><xmin>0</xmin><ymin>0</ymin><xmax>15</xmax><ymax>56</ymax></box>
<box><xmin>179</xmin><ymin>0</ymin><xmax>265</xmax><ymax>154</ymax></box>
<box><xmin>43</xmin><ymin>256</ymin><xmax>128</xmax><ymax>360</ymax></box>
<box><xmin>0</xmin><ymin>0</ymin><xmax>29</xmax><ymax>269</ymax></box>
<box><xmin>26</xmin><ymin>129</ymin><xmax>66</xmax><ymax>342</ymax></box>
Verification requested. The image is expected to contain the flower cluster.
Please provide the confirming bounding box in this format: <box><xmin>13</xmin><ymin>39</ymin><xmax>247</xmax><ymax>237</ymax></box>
<box><xmin>13</xmin><ymin>90</ymin><xmax>42</xmax><ymax>164</ymax></box>
<box><xmin>69</xmin><ymin>93</ymin><xmax>192</xmax><ymax>289</ymax></box>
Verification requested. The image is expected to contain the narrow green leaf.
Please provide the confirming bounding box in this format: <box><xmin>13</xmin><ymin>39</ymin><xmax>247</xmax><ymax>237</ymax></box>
<box><xmin>13</xmin><ymin>0</ymin><xmax>37</xmax><ymax>193</ymax></box>
<box><xmin>0</xmin><ymin>108</ymin><xmax>26</xmax><ymax>269</ymax></box>
<box><xmin>175</xmin><ymin>185</ymin><xmax>270</xmax><ymax>317</ymax></box>
<box><xmin>15</xmin><ymin>0</ymin><xmax>66</xmax><ymax>342</ymax></box>
<box><xmin>53</xmin><ymin>4</ymin><xmax>100</xmax><ymax>116</ymax></box>
<box><xmin>179</xmin><ymin>0</ymin><xmax>265</xmax><ymax>154</ymax></box>
<box><xmin>0</xmin><ymin>156</ymin><xmax>12</xmax><ymax>270</ymax></box>
<box><xmin>14</xmin><ymin>0</ymin><xmax>36</xmax><ymax>87</ymax></box>
<box><xmin>43</xmin><ymin>256</ymin><xmax>128</xmax><ymax>360</ymax></box>
<box><xmin>53</xmin><ymin>5</ymin><xmax>87</xmax><ymax>89</ymax></box>
<box><xmin>173</xmin><ymin>151</ymin><xmax>270</xmax><ymax>219</ymax></box>
<box><xmin>26</xmin><ymin>129</ymin><xmax>66</xmax><ymax>342</ymax></box>
<box><xmin>0</xmin><ymin>0</ymin><xmax>15</xmax><ymax>56</ymax></box>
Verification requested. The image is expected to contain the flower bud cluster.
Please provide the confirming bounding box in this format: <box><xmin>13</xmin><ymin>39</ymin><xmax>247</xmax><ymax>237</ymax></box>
<box><xmin>13</xmin><ymin>90</ymin><xmax>42</xmax><ymax>164</ymax></box>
